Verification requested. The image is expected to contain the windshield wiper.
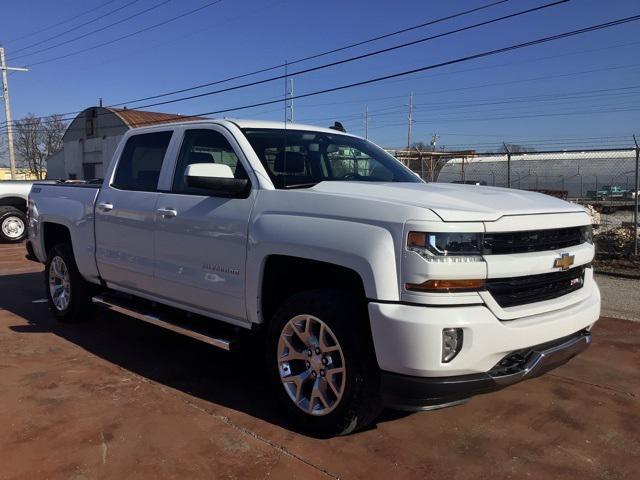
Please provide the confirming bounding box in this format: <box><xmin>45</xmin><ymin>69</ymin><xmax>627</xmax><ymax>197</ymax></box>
<box><xmin>283</xmin><ymin>182</ymin><xmax>319</xmax><ymax>189</ymax></box>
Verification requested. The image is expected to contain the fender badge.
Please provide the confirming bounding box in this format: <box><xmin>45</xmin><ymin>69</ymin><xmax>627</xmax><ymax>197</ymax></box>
<box><xmin>553</xmin><ymin>253</ymin><xmax>575</xmax><ymax>271</ymax></box>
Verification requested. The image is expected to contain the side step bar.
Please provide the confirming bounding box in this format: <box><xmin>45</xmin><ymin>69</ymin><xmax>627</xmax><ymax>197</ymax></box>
<box><xmin>92</xmin><ymin>294</ymin><xmax>234</xmax><ymax>351</ymax></box>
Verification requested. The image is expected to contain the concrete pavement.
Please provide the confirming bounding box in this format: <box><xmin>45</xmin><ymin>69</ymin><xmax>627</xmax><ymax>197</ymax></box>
<box><xmin>1</xmin><ymin>243</ymin><xmax>638</xmax><ymax>480</ymax></box>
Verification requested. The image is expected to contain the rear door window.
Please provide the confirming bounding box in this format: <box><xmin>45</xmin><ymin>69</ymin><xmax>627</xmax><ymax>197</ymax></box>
<box><xmin>112</xmin><ymin>131</ymin><xmax>173</xmax><ymax>191</ymax></box>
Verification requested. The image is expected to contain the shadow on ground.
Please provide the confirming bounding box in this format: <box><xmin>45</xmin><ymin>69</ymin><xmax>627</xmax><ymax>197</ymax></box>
<box><xmin>0</xmin><ymin>271</ymin><xmax>409</xmax><ymax>437</ymax></box>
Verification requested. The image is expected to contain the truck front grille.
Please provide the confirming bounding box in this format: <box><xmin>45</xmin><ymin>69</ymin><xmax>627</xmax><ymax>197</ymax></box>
<box><xmin>483</xmin><ymin>227</ymin><xmax>585</xmax><ymax>255</ymax></box>
<box><xmin>486</xmin><ymin>266</ymin><xmax>585</xmax><ymax>308</ymax></box>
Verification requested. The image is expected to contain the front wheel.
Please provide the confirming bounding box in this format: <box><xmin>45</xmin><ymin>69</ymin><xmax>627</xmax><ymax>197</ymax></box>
<box><xmin>0</xmin><ymin>206</ymin><xmax>27</xmax><ymax>243</ymax></box>
<box><xmin>266</xmin><ymin>289</ymin><xmax>382</xmax><ymax>436</ymax></box>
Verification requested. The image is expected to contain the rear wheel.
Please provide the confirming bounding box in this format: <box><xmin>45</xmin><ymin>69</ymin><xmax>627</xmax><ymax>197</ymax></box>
<box><xmin>44</xmin><ymin>243</ymin><xmax>95</xmax><ymax>323</ymax></box>
<box><xmin>0</xmin><ymin>206</ymin><xmax>27</xmax><ymax>243</ymax></box>
<box><xmin>266</xmin><ymin>289</ymin><xmax>382</xmax><ymax>436</ymax></box>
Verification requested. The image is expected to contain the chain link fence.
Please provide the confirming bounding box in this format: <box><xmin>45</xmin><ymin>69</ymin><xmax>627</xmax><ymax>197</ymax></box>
<box><xmin>390</xmin><ymin>147</ymin><xmax>639</xmax><ymax>266</ymax></box>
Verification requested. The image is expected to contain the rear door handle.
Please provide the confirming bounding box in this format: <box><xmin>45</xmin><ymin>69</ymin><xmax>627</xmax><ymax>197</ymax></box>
<box><xmin>156</xmin><ymin>207</ymin><xmax>178</xmax><ymax>218</ymax></box>
<box><xmin>97</xmin><ymin>202</ymin><xmax>113</xmax><ymax>212</ymax></box>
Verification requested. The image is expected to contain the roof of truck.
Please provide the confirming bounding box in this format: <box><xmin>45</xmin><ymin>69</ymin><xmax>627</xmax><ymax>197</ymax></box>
<box><xmin>226</xmin><ymin>119</ymin><xmax>358</xmax><ymax>136</ymax></box>
<box><xmin>127</xmin><ymin>117</ymin><xmax>359</xmax><ymax>137</ymax></box>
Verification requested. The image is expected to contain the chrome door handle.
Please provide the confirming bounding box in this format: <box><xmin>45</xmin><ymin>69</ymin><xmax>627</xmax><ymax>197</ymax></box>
<box><xmin>97</xmin><ymin>202</ymin><xmax>114</xmax><ymax>212</ymax></box>
<box><xmin>156</xmin><ymin>207</ymin><xmax>177</xmax><ymax>218</ymax></box>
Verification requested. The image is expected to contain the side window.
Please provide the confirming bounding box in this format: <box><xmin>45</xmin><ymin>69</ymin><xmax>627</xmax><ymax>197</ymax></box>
<box><xmin>112</xmin><ymin>131</ymin><xmax>173</xmax><ymax>191</ymax></box>
<box><xmin>172</xmin><ymin>129</ymin><xmax>248</xmax><ymax>194</ymax></box>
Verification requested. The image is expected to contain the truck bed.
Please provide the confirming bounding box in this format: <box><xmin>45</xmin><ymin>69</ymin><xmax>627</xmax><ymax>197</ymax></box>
<box><xmin>29</xmin><ymin>183</ymin><xmax>102</xmax><ymax>281</ymax></box>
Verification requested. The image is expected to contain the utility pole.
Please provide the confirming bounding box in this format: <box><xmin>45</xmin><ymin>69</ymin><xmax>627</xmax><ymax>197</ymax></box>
<box><xmin>633</xmin><ymin>135</ymin><xmax>639</xmax><ymax>256</ymax></box>
<box><xmin>0</xmin><ymin>47</ymin><xmax>28</xmax><ymax>180</ymax></box>
<box><xmin>407</xmin><ymin>91</ymin><xmax>413</xmax><ymax>150</ymax></box>
<box><xmin>288</xmin><ymin>78</ymin><xmax>294</xmax><ymax>123</ymax></box>
<box><xmin>430</xmin><ymin>133</ymin><xmax>440</xmax><ymax>150</ymax></box>
<box><xmin>364</xmin><ymin>105</ymin><xmax>369</xmax><ymax>140</ymax></box>
<box><xmin>503</xmin><ymin>142</ymin><xmax>511</xmax><ymax>188</ymax></box>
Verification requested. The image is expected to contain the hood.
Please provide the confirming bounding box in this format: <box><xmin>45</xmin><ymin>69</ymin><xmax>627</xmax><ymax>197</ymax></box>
<box><xmin>310</xmin><ymin>182</ymin><xmax>585</xmax><ymax>222</ymax></box>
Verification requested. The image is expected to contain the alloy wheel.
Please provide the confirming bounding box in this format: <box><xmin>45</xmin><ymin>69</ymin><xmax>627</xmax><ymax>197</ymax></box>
<box><xmin>277</xmin><ymin>314</ymin><xmax>346</xmax><ymax>416</ymax></box>
<box><xmin>49</xmin><ymin>256</ymin><xmax>71</xmax><ymax>311</ymax></box>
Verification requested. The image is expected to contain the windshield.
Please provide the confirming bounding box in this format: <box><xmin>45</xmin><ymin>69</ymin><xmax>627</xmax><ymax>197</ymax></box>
<box><xmin>241</xmin><ymin>128</ymin><xmax>422</xmax><ymax>189</ymax></box>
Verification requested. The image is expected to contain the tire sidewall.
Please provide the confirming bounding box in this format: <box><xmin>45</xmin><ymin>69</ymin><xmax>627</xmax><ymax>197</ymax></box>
<box><xmin>0</xmin><ymin>208</ymin><xmax>27</xmax><ymax>243</ymax></box>
<box><xmin>266</xmin><ymin>289</ymin><xmax>380</xmax><ymax>436</ymax></box>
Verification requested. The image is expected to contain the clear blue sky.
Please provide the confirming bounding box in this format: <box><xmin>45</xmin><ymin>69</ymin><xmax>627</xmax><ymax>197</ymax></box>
<box><xmin>2</xmin><ymin>0</ymin><xmax>640</xmax><ymax>152</ymax></box>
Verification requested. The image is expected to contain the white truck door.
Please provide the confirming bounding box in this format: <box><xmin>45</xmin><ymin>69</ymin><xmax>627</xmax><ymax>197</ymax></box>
<box><xmin>153</xmin><ymin>127</ymin><xmax>255</xmax><ymax>323</ymax></box>
<box><xmin>94</xmin><ymin>130</ymin><xmax>174</xmax><ymax>295</ymax></box>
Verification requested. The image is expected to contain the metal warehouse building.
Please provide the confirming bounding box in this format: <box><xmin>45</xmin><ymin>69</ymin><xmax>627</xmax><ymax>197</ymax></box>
<box><xmin>437</xmin><ymin>150</ymin><xmax>638</xmax><ymax>198</ymax></box>
<box><xmin>47</xmin><ymin>107</ymin><xmax>193</xmax><ymax>180</ymax></box>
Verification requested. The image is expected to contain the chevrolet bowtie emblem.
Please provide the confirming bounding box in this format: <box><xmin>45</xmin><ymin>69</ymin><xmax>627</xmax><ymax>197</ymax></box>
<box><xmin>553</xmin><ymin>253</ymin><xmax>575</xmax><ymax>271</ymax></box>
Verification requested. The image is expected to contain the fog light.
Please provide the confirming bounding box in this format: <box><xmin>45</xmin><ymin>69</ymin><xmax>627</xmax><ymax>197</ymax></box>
<box><xmin>442</xmin><ymin>328</ymin><xmax>463</xmax><ymax>363</ymax></box>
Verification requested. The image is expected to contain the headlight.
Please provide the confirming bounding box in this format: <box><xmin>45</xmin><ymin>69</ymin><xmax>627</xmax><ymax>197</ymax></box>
<box><xmin>407</xmin><ymin>231</ymin><xmax>484</xmax><ymax>262</ymax></box>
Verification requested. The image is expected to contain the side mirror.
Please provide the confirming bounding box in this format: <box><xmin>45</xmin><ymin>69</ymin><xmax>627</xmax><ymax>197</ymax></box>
<box><xmin>185</xmin><ymin>163</ymin><xmax>249</xmax><ymax>197</ymax></box>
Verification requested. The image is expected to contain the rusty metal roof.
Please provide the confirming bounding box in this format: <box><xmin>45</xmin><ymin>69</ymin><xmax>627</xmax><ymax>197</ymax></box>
<box><xmin>108</xmin><ymin>108</ymin><xmax>205</xmax><ymax>128</ymax></box>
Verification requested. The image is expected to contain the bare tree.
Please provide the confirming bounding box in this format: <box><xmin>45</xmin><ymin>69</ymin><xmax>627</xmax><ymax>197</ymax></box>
<box><xmin>14</xmin><ymin>113</ymin><xmax>67</xmax><ymax>180</ymax></box>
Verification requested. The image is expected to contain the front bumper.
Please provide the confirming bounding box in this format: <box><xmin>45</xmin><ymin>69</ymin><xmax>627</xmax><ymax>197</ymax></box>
<box><xmin>369</xmin><ymin>277</ymin><xmax>599</xmax><ymax>378</ymax></box>
<box><xmin>381</xmin><ymin>329</ymin><xmax>591</xmax><ymax>410</ymax></box>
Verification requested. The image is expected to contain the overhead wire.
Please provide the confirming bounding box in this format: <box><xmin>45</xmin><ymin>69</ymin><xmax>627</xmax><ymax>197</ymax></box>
<box><xmin>15</xmin><ymin>12</ymin><xmax>640</xmax><ymax>137</ymax></box>
<box><xmin>23</xmin><ymin>0</ymin><xmax>225</xmax><ymax>68</ymax></box>
<box><xmin>0</xmin><ymin>0</ymin><xmax>568</xmax><ymax>128</ymax></box>
<box><xmin>1</xmin><ymin>0</ymin><xmax>123</xmax><ymax>45</ymax></box>
<box><xmin>9</xmin><ymin>0</ymin><xmax>173</xmax><ymax>62</ymax></box>
<box><xmin>7</xmin><ymin>0</ymin><xmax>145</xmax><ymax>57</ymax></box>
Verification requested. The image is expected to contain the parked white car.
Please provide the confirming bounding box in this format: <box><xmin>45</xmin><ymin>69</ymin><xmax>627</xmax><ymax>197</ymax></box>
<box><xmin>0</xmin><ymin>180</ymin><xmax>35</xmax><ymax>242</ymax></box>
<box><xmin>27</xmin><ymin>120</ymin><xmax>600</xmax><ymax>435</ymax></box>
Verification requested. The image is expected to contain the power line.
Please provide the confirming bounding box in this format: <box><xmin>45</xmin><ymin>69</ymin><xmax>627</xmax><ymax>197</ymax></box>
<box><xmin>1</xmin><ymin>0</ymin><xmax>122</xmax><ymax>46</ymax></box>
<box><xmin>20</xmin><ymin>12</ymin><xmax>640</xmax><ymax>136</ymax></box>
<box><xmin>24</xmin><ymin>0</ymin><xmax>225</xmax><ymax>68</ymax></box>
<box><xmin>414</xmin><ymin>105</ymin><xmax>640</xmax><ymax>123</ymax></box>
<box><xmin>9</xmin><ymin>0</ymin><xmax>172</xmax><ymax>62</ymax></box>
<box><xmin>295</xmin><ymin>85</ymin><xmax>640</xmax><ymax>123</ymax></box>
<box><xmin>45</xmin><ymin>0</ymin><xmax>562</xmax><ymax>122</ymax></box>
<box><xmin>0</xmin><ymin>0</ymin><xmax>551</xmax><ymax>128</ymax></box>
<box><xmin>110</xmin><ymin>0</ymin><xmax>570</xmax><ymax>111</ymax></box>
<box><xmin>7</xmin><ymin>0</ymin><xmax>144</xmax><ymax>57</ymax></box>
<box><xmin>103</xmin><ymin>0</ymin><xmax>513</xmax><ymax>107</ymax></box>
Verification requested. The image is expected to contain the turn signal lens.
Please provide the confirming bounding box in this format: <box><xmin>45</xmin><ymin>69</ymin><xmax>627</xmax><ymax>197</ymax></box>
<box><xmin>405</xmin><ymin>278</ymin><xmax>485</xmax><ymax>293</ymax></box>
<box><xmin>407</xmin><ymin>231</ymin><xmax>428</xmax><ymax>248</ymax></box>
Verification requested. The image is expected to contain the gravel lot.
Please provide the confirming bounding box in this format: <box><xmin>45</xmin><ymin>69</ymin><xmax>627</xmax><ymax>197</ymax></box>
<box><xmin>1</xmin><ymin>243</ymin><xmax>639</xmax><ymax>480</ymax></box>
<box><xmin>596</xmin><ymin>274</ymin><xmax>640</xmax><ymax>322</ymax></box>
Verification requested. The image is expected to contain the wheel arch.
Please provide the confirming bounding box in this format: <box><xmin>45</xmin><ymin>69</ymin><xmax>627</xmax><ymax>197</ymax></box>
<box><xmin>0</xmin><ymin>196</ymin><xmax>27</xmax><ymax>212</ymax></box>
<box><xmin>260</xmin><ymin>255</ymin><xmax>368</xmax><ymax>326</ymax></box>
<box><xmin>42</xmin><ymin>222</ymin><xmax>73</xmax><ymax>256</ymax></box>
<box><xmin>246</xmin><ymin>214</ymin><xmax>400</xmax><ymax>324</ymax></box>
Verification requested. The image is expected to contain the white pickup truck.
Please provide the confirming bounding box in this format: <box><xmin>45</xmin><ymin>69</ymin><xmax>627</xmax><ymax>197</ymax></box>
<box><xmin>27</xmin><ymin>119</ymin><xmax>600</xmax><ymax>435</ymax></box>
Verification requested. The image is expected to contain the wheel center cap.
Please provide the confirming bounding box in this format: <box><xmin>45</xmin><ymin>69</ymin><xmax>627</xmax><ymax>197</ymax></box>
<box><xmin>310</xmin><ymin>353</ymin><xmax>323</xmax><ymax>372</ymax></box>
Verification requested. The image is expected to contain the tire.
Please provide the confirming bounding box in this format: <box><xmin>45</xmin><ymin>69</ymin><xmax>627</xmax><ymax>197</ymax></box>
<box><xmin>44</xmin><ymin>243</ymin><xmax>95</xmax><ymax>323</ymax></box>
<box><xmin>0</xmin><ymin>206</ymin><xmax>27</xmax><ymax>243</ymax></box>
<box><xmin>266</xmin><ymin>289</ymin><xmax>382</xmax><ymax>436</ymax></box>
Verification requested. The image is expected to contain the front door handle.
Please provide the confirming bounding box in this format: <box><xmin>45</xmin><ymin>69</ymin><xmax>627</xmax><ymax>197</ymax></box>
<box><xmin>156</xmin><ymin>207</ymin><xmax>178</xmax><ymax>218</ymax></box>
<box><xmin>97</xmin><ymin>202</ymin><xmax>114</xmax><ymax>212</ymax></box>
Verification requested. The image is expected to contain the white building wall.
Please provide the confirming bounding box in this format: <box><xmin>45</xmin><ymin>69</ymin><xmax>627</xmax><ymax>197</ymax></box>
<box><xmin>45</xmin><ymin>150</ymin><xmax>65</xmax><ymax>179</ymax></box>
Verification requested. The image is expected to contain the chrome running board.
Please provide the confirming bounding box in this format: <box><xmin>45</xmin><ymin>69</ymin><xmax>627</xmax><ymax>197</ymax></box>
<box><xmin>92</xmin><ymin>294</ymin><xmax>233</xmax><ymax>351</ymax></box>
